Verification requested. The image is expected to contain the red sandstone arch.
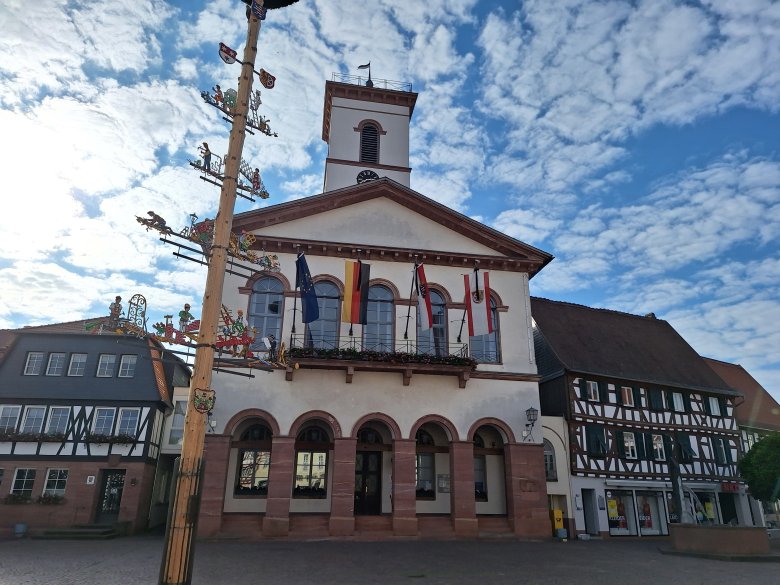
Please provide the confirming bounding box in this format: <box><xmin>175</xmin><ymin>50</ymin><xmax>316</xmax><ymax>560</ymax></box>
<box><xmin>224</xmin><ymin>408</ymin><xmax>280</xmax><ymax>437</ymax></box>
<box><xmin>288</xmin><ymin>409</ymin><xmax>342</xmax><ymax>439</ymax></box>
<box><xmin>467</xmin><ymin>417</ymin><xmax>516</xmax><ymax>445</ymax></box>
<box><xmin>350</xmin><ymin>412</ymin><xmax>402</xmax><ymax>440</ymax></box>
<box><xmin>409</xmin><ymin>414</ymin><xmax>459</xmax><ymax>442</ymax></box>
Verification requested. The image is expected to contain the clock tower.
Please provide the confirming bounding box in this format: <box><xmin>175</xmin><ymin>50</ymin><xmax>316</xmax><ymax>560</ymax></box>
<box><xmin>321</xmin><ymin>76</ymin><xmax>418</xmax><ymax>192</ymax></box>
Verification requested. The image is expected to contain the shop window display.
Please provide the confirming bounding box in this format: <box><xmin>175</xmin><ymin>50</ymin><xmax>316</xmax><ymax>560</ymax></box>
<box><xmin>606</xmin><ymin>489</ymin><xmax>637</xmax><ymax>536</ymax></box>
<box><xmin>636</xmin><ymin>491</ymin><xmax>668</xmax><ymax>536</ymax></box>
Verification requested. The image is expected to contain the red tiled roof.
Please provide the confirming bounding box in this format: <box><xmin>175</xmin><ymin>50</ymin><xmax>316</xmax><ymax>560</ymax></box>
<box><xmin>704</xmin><ymin>358</ymin><xmax>780</xmax><ymax>432</ymax></box>
<box><xmin>531</xmin><ymin>297</ymin><xmax>737</xmax><ymax>394</ymax></box>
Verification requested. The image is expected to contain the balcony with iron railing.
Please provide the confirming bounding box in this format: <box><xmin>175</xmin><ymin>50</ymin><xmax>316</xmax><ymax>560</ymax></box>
<box><xmin>285</xmin><ymin>335</ymin><xmax>476</xmax><ymax>387</ymax></box>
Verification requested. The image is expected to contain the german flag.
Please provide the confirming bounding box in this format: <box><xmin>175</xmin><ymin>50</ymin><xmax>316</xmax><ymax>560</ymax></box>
<box><xmin>342</xmin><ymin>260</ymin><xmax>370</xmax><ymax>324</ymax></box>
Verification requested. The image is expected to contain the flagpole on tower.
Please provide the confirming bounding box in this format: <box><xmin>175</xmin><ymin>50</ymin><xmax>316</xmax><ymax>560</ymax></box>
<box><xmin>358</xmin><ymin>61</ymin><xmax>372</xmax><ymax>87</ymax></box>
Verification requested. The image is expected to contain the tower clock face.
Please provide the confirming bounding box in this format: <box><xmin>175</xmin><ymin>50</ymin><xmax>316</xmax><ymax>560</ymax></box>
<box><xmin>356</xmin><ymin>169</ymin><xmax>380</xmax><ymax>184</ymax></box>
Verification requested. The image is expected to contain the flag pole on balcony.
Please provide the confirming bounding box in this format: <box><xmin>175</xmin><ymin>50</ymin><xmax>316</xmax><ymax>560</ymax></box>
<box><xmin>403</xmin><ymin>255</ymin><xmax>418</xmax><ymax>340</ymax></box>
<box><xmin>290</xmin><ymin>244</ymin><xmax>300</xmax><ymax>346</ymax></box>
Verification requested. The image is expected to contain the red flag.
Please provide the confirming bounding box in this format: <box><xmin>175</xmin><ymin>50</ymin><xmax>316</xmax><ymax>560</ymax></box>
<box><xmin>416</xmin><ymin>264</ymin><xmax>433</xmax><ymax>330</ymax></box>
<box><xmin>464</xmin><ymin>270</ymin><xmax>492</xmax><ymax>337</ymax></box>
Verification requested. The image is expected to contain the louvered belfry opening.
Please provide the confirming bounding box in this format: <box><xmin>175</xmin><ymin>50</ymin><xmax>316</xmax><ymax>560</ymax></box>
<box><xmin>360</xmin><ymin>123</ymin><xmax>379</xmax><ymax>163</ymax></box>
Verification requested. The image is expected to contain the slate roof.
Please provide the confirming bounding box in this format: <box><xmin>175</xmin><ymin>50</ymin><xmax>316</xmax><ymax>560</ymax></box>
<box><xmin>0</xmin><ymin>318</ymin><xmax>188</xmax><ymax>404</ymax></box>
<box><xmin>530</xmin><ymin>297</ymin><xmax>738</xmax><ymax>395</ymax></box>
<box><xmin>704</xmin><ymin>358</ymin><xmax>780</xmax><ymax>432</ymax></box>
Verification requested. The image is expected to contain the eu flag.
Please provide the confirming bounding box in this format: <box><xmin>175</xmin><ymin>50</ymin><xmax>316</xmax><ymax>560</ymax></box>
<box><xmin>296</xmin><ymin>253</ymin><xmax>319</xmax><ymax>323</ymax></box>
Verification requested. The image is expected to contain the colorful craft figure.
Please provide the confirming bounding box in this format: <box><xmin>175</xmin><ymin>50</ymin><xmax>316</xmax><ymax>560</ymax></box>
<box><xmin>179</xmin><ymin>303</ymin><xmax>195</xmax><ymax>331</ymax></box>
<box><xmin>213</xmin><ymin>85</ymin><xmax>223</xmax><ymax>105</ymax></box>
<box><xmin>199</xmin><ymin>142</ymin><xmax>212</xmax><ymax>172</ymax></box>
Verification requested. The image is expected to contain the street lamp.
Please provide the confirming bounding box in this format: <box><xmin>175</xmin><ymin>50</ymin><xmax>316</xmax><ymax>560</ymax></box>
<box><xmin>523</xmin><ymin>406</ymin><xmax>539</xmax><ymax>442</ymax></box>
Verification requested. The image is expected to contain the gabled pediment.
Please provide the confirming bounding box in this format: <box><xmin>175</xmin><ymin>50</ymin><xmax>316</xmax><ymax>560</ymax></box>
<box><xmin>233</xmin><ymin>178</ymin><xmax>553</xmax><ymax>275</ymax></box>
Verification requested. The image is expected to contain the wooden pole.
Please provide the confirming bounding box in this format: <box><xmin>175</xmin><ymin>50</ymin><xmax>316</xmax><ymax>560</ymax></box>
<box><xmin>159</xmin><ymin>12</ymin><xmax>261</xmax><ymax>585</ymax></box>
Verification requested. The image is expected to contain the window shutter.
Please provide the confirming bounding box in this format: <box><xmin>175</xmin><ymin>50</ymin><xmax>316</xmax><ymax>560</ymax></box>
<box><xmin>598</xmin><ymin>381</ymin><xmax>608</xmax><ymax>403</ymax></box>
<box><xmin>616</xmin><ymin>385</ymin><xmax>624</xmax><ymax>405</ymax></box>
<box><xmin>683</xmin><ymin>393</ymin><xmax>691</xmax><ymax>412</ymax></box>
<box><xmin>636</xmin><ymin>432</ymin><xmax>647</xmax><ymax>460</ymax></box>
<box><xmin>676</xmin><ymin>432</ymin><xmax>693</xmax><ymax>462</ymax></box>
<box><xmin>633</xmin><ymin>387</ymin><xmax>641</xmax><ymax>408</ymax></box>
<box><xmin>703</xmin><ymin>396</ymin><xmax>712</xmax><ymax>415</ymax></box>
<box><xmin>649</xmin><ymin>388</ymin><xmax>663</xmax><ymax>411</ymax></box>
<box><xmin>616</xmin><ymin>430</ymin><xmax>625</xmax><ymax>457</ymax></box>
<box><xmin>663</xmin><ymin>435</ymin><xmax>674</xmax><ymax>461</ymax></box>
<box><xmin>719</xmin><ymin>397</ymin><xmax>727</xmax><ymax>417</ymax></box>
<box><xmin>725</xmin><ymin>439</ymin><xmax>733</xmax><ymax>464</ymax></box>
<box><xmin>714</xmin><ymin>438</ymin><xmax>724</xmax><ymax>464</ymax></box>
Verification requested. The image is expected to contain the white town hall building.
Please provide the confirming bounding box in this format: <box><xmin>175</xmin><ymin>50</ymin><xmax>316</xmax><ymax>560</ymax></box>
<box><xmin>187</xmin><ymin>76</ymin><xmax>554</xmax><ymax>539</ymax></box>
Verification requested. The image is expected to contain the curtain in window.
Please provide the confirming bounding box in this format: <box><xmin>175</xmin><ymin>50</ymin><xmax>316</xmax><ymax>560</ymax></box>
<box><xmin>248</xmin><ymin>277</ymin><xmax>284</xmax><ymax>348</ymax></box>
<box><xmin>305</xmin><ymin>281</ymin><xmax>340</xmax><ymax>349</ymax></box>
<box><xmin>470</xmin><ymin>297</ymin><xmax>499</xmax><ymax>362</ymax></box>
<box><xmin>417</xmin><ymin>289</ymin><xmax>447</xmax><ymax>356</ymax></box>
<box><xmin>364</xmin><ymin>285</ymin><xmax>394</xmax><ymax>352</ymax></box>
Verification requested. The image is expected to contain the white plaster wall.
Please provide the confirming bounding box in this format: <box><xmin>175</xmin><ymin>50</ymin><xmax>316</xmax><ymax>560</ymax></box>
<box><xmin>327</xmin><ymin>97</ymin><xmax>410</xmax><ymax>167</ymax></box>
<box><xmin>253</xmin><ymin>198</ymin><xmax>500</xmax><ymax>256</ymax></box>
<box><xmin>324</xmin><ymin>163</ymin><xmax>409</xmax><ymax>190</ymax></box>
<box><xmin>211</xmin><ymin>368</ymin><xmax>540</xmax><ymax>444</ymax></box>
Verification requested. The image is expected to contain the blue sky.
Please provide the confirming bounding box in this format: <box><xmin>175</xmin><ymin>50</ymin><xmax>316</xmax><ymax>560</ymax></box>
<box><xmin>1</xmin><ymin>0</ymin><xmax>778</xmax><ymax>399</ymax></box>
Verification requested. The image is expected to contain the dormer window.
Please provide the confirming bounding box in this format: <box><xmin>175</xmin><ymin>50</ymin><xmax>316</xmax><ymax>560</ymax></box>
<box><xmin>359</xmin><ymin>122</ymin><xmax>379</xmax><ymax>163</ymax></box>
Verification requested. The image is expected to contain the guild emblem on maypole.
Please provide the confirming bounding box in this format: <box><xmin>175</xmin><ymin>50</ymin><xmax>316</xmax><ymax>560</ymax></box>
<box><xmin>193</xmin><ymin>387</ymin><xmax>216</xmax><ymax>414</ymax></box>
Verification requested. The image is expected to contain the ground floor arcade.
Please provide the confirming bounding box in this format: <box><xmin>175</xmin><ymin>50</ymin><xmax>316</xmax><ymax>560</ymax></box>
<box><xmin>194</xmin><ymin>409</ymin><xmax>551</xmax><ymax>539</ymax></box>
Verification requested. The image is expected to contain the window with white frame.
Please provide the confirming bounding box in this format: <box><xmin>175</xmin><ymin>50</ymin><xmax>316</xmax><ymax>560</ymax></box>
<box><xmin>620</xmin><ymin>386</ymin><xmax>634</xmax><ymax>407</ymax></box>
<box><xmin>24</xmin><ymin>352</ymin><xmax>45</xmax><ymax>375</ymax></box>
<box><xmin>96</xmin><ymin>354</ymin><xmax>116</xmax><ymax>377</ymax></box>
<box><xmin>585</xmin><ymin>380</ymin><xmax>600</xmax><ymax>401</ymax></box>
<box><xmin>118</xmin><ymin>355</ymin><xmax>137</xmax><ymax>378</ymax></box>
<box><xmin>117</xmin><ymin>408</ymin><xmax>140</xmax><ymax>437</ymax></box>
<box><xmin>92</xmin><ymin>407</ymin><xmax>115</xmax><ymax>435</ymax></box>
<box><xmin>11</xmin><ymin>468</ymin><xmax>36</xmax><ymax>497</ymax></box>
<box><xmin>652</xmin><ymin>434</ymin><xmax>666</xmax><ymax>461</ymax></box>
<box><xmin>0</xmin><ymin>405</ymin><xmax>21</xmax><ymax>432</ymax></box>
<box><xmin>21</xmin><ymin>406</ymin><xmax>46</xmax><ymax>434</ymax></box>
<box><xmin>672</xmin><ymin>392</ymin><xmax>685</xmax><ymax>412</ymax></box>
<box><xmin>168</xmin><ymin>401</ymin><xmax>186</xmax><ymax>445</ymax></box>
<box><xmin>43</xmin><ymin>468</ymin><xmax>68</xmax><ymax>496</ymax></box>
<box><xmin>68</xmin><ymin>353</ymin><xmax>87</xmax><ymax>376</ymax></box>
<box><xmin>46</xmin><ymin>407</ymin><xmax>70</xmax><ymax>435</ymax></box>
<box><xmin>46</xmin><ymin>353</ymin><xmax>67</xmax><ymax>376</ymax></box>
<box><xmin>708</xmin><ymin>397</ymin><xmax>721</xmax><ymax>416</ymax></box>
<box><xmin>623</xmin><ymin>432</ymin><xmax>638</xmax><ymax>459</ymax></box>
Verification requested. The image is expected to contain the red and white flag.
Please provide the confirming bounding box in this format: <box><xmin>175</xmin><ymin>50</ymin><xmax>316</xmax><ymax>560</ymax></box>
<box><xmin>464</xmin><ymin>270</ymin><xmax>493</xmax><ymax>337</ymax></box>
<box><xmin>415</xmin><ymin>264</ymin><xmax>433</xmax><ymax>330</ymax></box>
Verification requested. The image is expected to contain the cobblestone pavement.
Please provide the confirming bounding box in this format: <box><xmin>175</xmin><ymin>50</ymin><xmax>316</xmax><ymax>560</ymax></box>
<box><xmin>1</xmin><ymin>535</ymin><xmax>779</xmax><ymax>585</ymax></box>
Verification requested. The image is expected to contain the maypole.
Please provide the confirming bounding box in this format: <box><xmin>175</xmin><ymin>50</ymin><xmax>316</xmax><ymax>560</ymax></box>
<box><xmin>159</xmin><ymin>2</ymin><xmax>299</xmax><ymax>583</ymax></box>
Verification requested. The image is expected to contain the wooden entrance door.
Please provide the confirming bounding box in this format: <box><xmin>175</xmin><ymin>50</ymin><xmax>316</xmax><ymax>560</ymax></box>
<box><xmin>354</xmin><ymin>451</ymin><xmax>382</xmax><ymax>515</ymax></box>
<box><xmin>96</xmin><ymin>469</ymin><xmax>125</xmax><ymax>524</ymax></box>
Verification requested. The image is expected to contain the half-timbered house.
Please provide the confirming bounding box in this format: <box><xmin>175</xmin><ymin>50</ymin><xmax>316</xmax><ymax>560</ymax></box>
<box><xmin>704</xmin><ymin>358</ymin><xmax>780</xmax><ymax>526</ymax></box>
<box><xmin>531</xmin><ymin>297</ymin><xmax>750</xmax><ymax>538</ymax></box>
<box><xmin>184</xmin><ymin>76</ymin><xmax>555</xmax><ymax>540</ymax></box>
<box><xmin>0</xmin><ymin>321</ymin><xmax>190</xmax><ymax>534</ymax></box>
